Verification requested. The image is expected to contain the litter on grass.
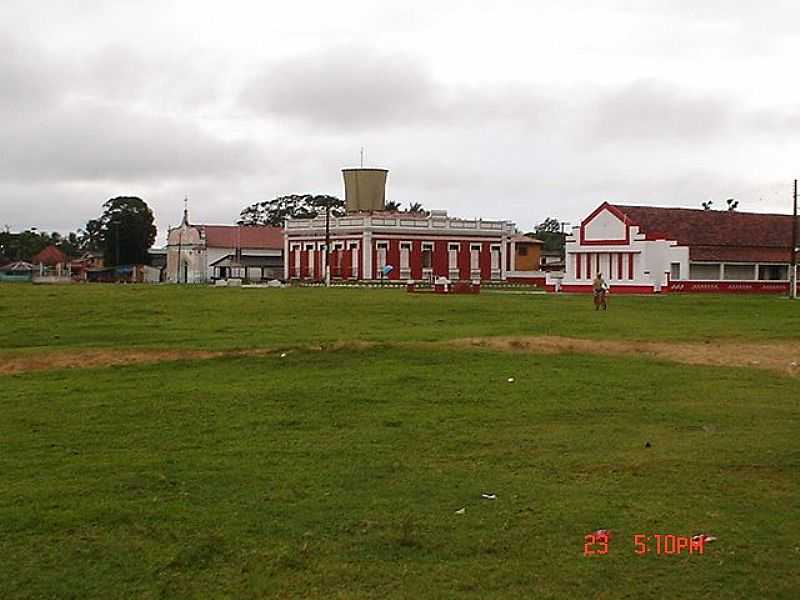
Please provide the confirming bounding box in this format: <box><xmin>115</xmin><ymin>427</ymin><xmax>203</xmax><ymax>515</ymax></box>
<box><xmin>691</xmin><ymin>533</ymin><xmax>717</xmax><ymax>544</ymax></box>
<box><xmin>455</xmin><ymin>507</ymin><xmax>466</xmax><ymax>515</ymax></box>
<box><xmin>507</xmin><ymin>377</ymin><xmax>515</xmax><ymax>383</ymax></box>
<box><xmin>592</xmin><ymin>529</ymin><xmax>611</xmax><ymax>539</ymax></box>
<box><xmin>480</xmin><ymin>493</ymin><xmax>497</xmax><ymax>501</ymax></box>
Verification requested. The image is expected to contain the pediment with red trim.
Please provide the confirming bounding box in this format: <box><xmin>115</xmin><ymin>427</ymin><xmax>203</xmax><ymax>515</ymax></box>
<box><xmin>579</xmin><ymin>202</ymin><xmax>631</xmax><ymax>246</ymax></box>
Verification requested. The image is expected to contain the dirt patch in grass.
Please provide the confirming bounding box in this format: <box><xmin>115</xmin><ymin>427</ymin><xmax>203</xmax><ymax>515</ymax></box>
<box><xmin>0</xmin><ymin>349</ymin><xmax>222</xmax><ymax>375</ymax></box>
<box><xmin>442</xmin><ymin>336</ymin><xmax>800</xmax><ymax>376</ymax></box>
<box><xmin>0</xmin><ymin>347</ymin><xmax>287</xmax><ymax>375</ymax></box>
<box><xmin>1</xmin><ymin>336</ymin><xmax>798</xmax><ymax>376</ymax></box>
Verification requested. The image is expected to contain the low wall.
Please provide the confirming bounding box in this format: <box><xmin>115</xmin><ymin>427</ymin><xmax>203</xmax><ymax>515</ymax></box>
<box><xmin>554</xmin><ymin>284</ymin><xmax>655</xmax><ymax>294</ymax></box>
<box><xmin>506</xmin><ymin>276</ymin><xmax>547</xmax><ymax>286</ymax></box>
<box><xmin>32</xmin><ymin>275</ymin><xmax>73</xmax><ymax>285</ymax></box>
<box><xmin>0</xmin><ymin>274</ymin><xmax>32</xmax><ymax>283</ymax></box>
<box><xmin>547</xmin><ymin>280</ymin><xmax>799</xmax><ymax>294</ymax></box>
<box><xmin>669</xmin><ymin>280</ymin><xmax>798</xmax><ymax>294</ymax></box>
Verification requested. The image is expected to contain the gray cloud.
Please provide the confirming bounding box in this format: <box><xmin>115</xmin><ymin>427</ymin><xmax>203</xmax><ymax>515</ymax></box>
<box><xmin>0</xmin><ymin>33</ymin><xmax>259</xmax><ymax>185</ymax></box>
<box><xmin>587</xmin><ymin>80</ymin><xmax>732</xmax><ymax>143</ymax></box>
<box><xmin>2</xmin><ymin>102</ymin><xmax>260</xmax><ymax>183</ymax></box>
<box><xmin>0</xmin><ymin>35</ymin><xmax>60</xmax><ymax>113</ymax></box>
<box><xmin>240</xmin><ymin>45</ymin><xmax>567</xmax><ymax>134</ymax></box>
<box><xmin>241</xmin><ymin>45</ymin><xmax>439</xmax><ymax>129</ymax></box>
<box><xmin>81</xmin><ymin>44</ymin><xmax>230</xmax><ymax>110</ymax></box>
<box><xmin>240</xmin><ymin>47</ymin><xmax>780</xmax><ymax>152</ymax></box>
<box><xmin>745</xmin><ymin>109</ymin><xmax>800</xmax><ymax>136</ymax></box>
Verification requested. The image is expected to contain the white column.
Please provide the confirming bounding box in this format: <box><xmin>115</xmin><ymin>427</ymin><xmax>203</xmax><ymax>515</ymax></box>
<box><xmin>363</xmin><ymin>231</ymin><xmax>373</xmax><ymax>280</ymax></box>
<box><xmin>719</xmin><ymin>263</ymin><xmax>725</xmax><ymax>280</ymax></box>
<box><xmin>351</xmin><ymin>242</ymin><xmax>359</xmax><ymax>279</ymax></box>
<box><xmin>283</xmin><ymin>233</ymin><xmax>290</xmax><ymax>280</ymax></box>
<box><xmin>754</xmin><ymin>264</ymin><xmax>760</xmax><ymax>281</ymax></box>
<box><xmin>499</xmin><ymin>237</ymin><xmax>508</xmax><ymax>280</ymax></box>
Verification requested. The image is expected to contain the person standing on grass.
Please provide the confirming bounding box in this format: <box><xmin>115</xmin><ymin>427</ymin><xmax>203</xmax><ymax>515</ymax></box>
<box><xmin>593</xmin><ymin>273</ymin><xmax>609</xmax><ymax>311</ymax></box>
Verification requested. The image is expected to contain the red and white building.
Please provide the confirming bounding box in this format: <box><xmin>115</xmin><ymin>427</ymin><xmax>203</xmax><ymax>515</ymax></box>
<box><xmin>284</xmin><ymin>168</ymin><xmax>545</xmax><ymax>283</ymax></box>
<box><xmin>284</xmin><ymin>168</ymin><xmax>544</xmax><ymax>283</ymax></box>
<box><xmin>285</xmin><ymin>212</ymin><xmax>547</xmax><ymax>282</ymax></box>
<box><xmin>558</xmin><ymin>202</ymin><xmax>799</xmax><ymax>294</ymax></box>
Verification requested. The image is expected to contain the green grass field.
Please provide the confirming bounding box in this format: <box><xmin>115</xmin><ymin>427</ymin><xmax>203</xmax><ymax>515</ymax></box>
<box><xmin>1</xmin><ymin>285</ymin><xmax>798</xmax><ymax>599</ymax></box>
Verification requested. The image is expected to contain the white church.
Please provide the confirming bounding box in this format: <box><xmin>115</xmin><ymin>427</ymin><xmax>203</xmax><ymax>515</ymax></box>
<box><xmin>165</xmin><ymin>207</ymin><xmax>284</xmax><ymax>283</ymax></box>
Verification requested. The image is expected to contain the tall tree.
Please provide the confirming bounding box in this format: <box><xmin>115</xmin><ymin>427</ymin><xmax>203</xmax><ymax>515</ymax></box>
<box><xmin>531</xmin><ymin>217</ymin><xmax>566</xmax><ymax>253</ymax></box>
<box><xmin>80</xmin><ymin>219</ymin><xmax>103</xmax><ymax>253</ymax></box>
<box><xmin>238</xmin><ymin>194</ymin><xmax>345</xmax><ymax>226</ymax></box>
<box><xmin>97</xmin><ymin>197</ymin><xmax>157</xmax><ymax>266</ymax></box>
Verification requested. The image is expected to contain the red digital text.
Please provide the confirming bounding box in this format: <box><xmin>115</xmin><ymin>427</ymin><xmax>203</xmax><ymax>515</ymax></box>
<box><xmin>584</xmin><ymin>532</ymin><xmax>707</xmax><ymax>556</ymax></box>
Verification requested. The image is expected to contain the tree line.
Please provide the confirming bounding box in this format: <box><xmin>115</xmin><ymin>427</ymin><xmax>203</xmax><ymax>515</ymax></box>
<box><xmin>1</xmin><ymin>197</ymin><xmax>156</xmax><ymax>267</ymax></box>
<box><xmin>236</xmin><ymin>196</ymin><xmax>428</xmax><ymax>227</ymax></box>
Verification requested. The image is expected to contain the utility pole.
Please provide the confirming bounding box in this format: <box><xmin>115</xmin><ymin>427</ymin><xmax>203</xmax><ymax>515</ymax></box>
<box><xmin>791</xmin><ymin>179</ymin><xmax>798</xmax><ymax>299</ymax></box>
<box><xmin>325</xmin><ymin>201</ymin><xmax>331</xmax><ymax>287</ymax></box>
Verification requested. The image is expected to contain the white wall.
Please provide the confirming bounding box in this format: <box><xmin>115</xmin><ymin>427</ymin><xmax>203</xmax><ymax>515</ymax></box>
<box><xmin>206</xmin><ymin>247</ymin><xmax>231</xmax><ymax>279</ymax></box>
<box><xmin>640</xmin><ymin>239</ymin><xmax>688</xmax><ymax>288</ymax></box>
<box><xmin>166</xmin><ymin>223</ymin><xmax>207</xmax><ymax>283</ymax></box>
<box><xmin>583</xmin><ymin>209</ymin><xmax>626</xmax><ymax>241</ymax></box>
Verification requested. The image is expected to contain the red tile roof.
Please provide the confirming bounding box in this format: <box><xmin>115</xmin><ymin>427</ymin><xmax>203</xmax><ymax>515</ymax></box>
<box><xmin>201</xmin><ymin>226</ymin><xmax>284</xmax><ymax>250</ymax></box>
<box><xmin>609</xmin><ymin>204</ymin><xmax>797</xmax><ymax>263</ymax></box>
<box><xmin>32</xmin><ymin>245</ymin><xmax>67</xmax><ymax>266</ymax></box>
<box><xmin>510</xmin><ymin>234</ymin><xmax>544</xmax><ymax>244</ymax></box>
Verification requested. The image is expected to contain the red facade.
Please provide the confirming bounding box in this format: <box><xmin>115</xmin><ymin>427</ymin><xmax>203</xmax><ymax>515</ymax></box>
<box><xmin>287</xmin><ymin>236</ymin><xmax>503</xmax><ymax>282</ymax></box>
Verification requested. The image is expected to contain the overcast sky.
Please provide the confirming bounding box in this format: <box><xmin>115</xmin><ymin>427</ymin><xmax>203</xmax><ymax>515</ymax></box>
<box><xmin>2</xmin><ymin>0</ymin><xmax>800</xmax><ymax>243</ymax></box>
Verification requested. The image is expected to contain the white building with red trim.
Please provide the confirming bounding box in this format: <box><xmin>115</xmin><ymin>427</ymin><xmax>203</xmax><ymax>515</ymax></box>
<box><xmin>166</xmin><ymin>207</ymin><xmax>283</xmax><ymax>283</ymax></box>
<box><xmin>558</xmin><ymin>202</ymin><xmax>799</xmax><ymax>294</ymax></box>
<box><xmin>284</xmin><ymin>169</ymin><xmax>545</xmax><ymax>284</ymax></box>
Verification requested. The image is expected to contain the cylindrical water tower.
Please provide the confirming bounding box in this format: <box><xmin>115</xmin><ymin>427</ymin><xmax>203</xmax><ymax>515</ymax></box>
<box><xmin>342</xmin><ymin>168</ymin><xmax>389</xmax><ymax>213</ymax></box>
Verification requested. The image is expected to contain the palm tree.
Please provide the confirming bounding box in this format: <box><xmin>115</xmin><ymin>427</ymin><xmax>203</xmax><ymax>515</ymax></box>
<box><xmin>385</xmin><ymin>201</ymin><xmax>401</xmax><ymax>211</ymax></box>
<box><xmin>407</xmin><ymin>202</ymin><xmax>425</xmax><ymax>213</ymax></box>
